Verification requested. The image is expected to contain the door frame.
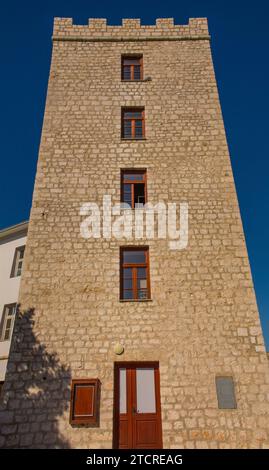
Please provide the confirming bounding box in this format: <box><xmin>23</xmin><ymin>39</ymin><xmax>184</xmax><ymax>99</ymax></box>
<box><xmin>113</xmin><ymin>361</ymin><xmax>163</xmax><ymax>449</ymax></box>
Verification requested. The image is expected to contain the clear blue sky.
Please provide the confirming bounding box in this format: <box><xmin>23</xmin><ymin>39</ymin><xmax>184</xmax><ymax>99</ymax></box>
<box><xmin>0</xmin><ymin>1</ymin><xmax>268</xmax><ymax>348</ymax></box>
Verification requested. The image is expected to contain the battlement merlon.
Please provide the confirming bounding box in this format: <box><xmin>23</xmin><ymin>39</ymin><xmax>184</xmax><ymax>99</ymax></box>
<box><xmin>52</xmin><ymin>18</ymin><xmax>210</xmax><ymax>41</ymax></box>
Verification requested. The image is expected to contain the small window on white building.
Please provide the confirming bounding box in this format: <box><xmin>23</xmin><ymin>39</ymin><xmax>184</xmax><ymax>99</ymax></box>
<box><xmin>10</xmin><ymin>245</ymin><xmax>25</xmax><ymax>277</ymax></box>
<box><xmin>0</xmin><ymin>304</ymin><xmax>16</xmax><ymax>341</ymax></box>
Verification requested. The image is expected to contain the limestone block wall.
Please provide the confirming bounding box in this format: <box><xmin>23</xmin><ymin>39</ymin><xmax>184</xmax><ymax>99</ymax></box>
<box><xmin>0</xmin><ymin>17</ymin><xmax>269</xmax><ymax>449</ymax></box>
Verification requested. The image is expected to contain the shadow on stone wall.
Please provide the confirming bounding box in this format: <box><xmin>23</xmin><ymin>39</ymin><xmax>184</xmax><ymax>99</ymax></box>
<box><xmin>0</xmin><ymin>306</ymin><xmax>71</xmax><ymax>448</ymax></box>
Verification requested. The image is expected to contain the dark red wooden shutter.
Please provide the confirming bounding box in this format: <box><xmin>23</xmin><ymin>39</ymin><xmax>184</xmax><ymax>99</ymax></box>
<box><xmin>70</xmin><ymin>379</ymin><xmax>100</xmax><ymax>425</ymax></box>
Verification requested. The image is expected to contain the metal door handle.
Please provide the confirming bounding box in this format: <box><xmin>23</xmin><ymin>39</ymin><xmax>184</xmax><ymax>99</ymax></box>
<box><xmin>132</xmin><ymin>406</ymin><xmax>137</xmax><ymax>414</ymax></box>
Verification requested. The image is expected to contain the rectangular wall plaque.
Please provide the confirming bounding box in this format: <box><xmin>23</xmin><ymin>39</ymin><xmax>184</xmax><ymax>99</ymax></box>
<box><xmin>216</xmin><ymin>376</ymin><xmax>237</xmax><ymax>409</ymax></box>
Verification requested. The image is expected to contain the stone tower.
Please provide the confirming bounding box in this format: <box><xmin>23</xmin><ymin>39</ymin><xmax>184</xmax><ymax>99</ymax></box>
<box><xmin>1</xmin><ymin>17</ymin><xmax>269</xmax><ymax>449</ymax></box>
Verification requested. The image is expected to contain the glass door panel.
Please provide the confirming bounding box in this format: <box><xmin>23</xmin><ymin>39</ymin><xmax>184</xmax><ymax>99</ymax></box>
<box><xmin>119</xmin><ymin>368</ymin><xmax>127</xmax><ymax>414</ymax></box>
<box><xmin>136</xmin><ymin>368</ymin><xmax>156</xmax><ymax>413</ymax></box>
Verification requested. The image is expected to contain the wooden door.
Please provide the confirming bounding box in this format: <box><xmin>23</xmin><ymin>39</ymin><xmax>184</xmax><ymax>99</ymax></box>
<box><xmin>113</xmin><ymin>362</ymin><xmax>162</xmax><ymax>449</ymax></box>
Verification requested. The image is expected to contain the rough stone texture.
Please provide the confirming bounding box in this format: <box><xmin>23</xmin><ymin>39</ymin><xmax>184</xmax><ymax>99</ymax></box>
<box><xmin>1</xmin><ymin>17</ymin><xmax>269</xmax><ymax>449</ymax></box>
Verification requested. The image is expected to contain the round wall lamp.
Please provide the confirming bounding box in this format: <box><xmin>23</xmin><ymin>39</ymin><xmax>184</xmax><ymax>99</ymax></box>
<box><xmin>114</xmin><ymin>343</ymin><xmax>124</xmax><ymax>355</ymax></box>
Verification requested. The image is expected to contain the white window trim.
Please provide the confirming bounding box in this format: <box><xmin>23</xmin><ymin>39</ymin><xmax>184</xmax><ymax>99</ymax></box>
<box><xmin>0</xmin><ymin>304</ymin><xmax>16</xmax><ymax>342</ymax></box>
<box><xmin>11</xmin><ymin>245</ymin><xmax>25</xmax><ymax>278</ymax></box>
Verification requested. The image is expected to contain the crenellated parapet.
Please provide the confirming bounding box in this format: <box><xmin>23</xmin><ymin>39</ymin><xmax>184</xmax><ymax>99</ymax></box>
<box><xmin>52</xmin><ymin>17</ymin><xmax>210</xmax><ymax>41</ymax></box>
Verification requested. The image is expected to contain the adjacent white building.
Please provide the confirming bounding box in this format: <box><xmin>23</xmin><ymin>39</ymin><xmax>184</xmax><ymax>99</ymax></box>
<box><xmin>0</xmin><ymin>221</ymin><xmax>28</xmax><ymax>390</ymax></box>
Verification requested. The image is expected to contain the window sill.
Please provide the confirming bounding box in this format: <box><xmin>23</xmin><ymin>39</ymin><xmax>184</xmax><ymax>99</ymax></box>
<box><xmin>120</xmin><ymin>299</ymin><xmax>152</xmax><ymax>303</ymax></box>
<box><xmin>121</xmin><ymin>79</ymin><xmax>151</xmax><ymax>83</ymax></box>
<box><xmin>121</xmin><ymin>138</ymin><xmax>147</xmax><ymax>141</ymax></box>
<box><xmin>120</xmin><ymin>206</ymin><xmax>146</xmax><ymax>210</ymax></box>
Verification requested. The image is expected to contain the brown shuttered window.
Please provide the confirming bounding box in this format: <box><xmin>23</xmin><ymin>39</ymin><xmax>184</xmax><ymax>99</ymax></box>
<box><xmin>121</xmin><ymin>169</ymin><xmax>147</xmax><ymax>208</ymax></box>
<box><xmin>120</xmin><ymin>247</ymin><xmax>150</xmax><ymax>301</ymax></box>
<box><xmin>70</xmin><ymin>379</ymin><xmax>100</xmax><ymax>425</ymax></box>
<box><xmin>121</xmin><ymin>55</ymin><xmax>143</xmax><ymax>81</ymax></box>
<box><xmin>121</xmin><ymin>108</ymin><xmax>145</xmax><ymax>139</ymax></box>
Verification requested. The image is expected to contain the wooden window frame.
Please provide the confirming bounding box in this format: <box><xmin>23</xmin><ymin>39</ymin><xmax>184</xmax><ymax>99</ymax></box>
<box><xmin>120</xmin><ymin>169</ymin><xmax>147</xmax><ymax>208</ymax></box>
<box><xmin>120</xmin><ymin>246</ymin><xmax>151</xmax><ymax>301</ymax></box>
<box><xmin>121</xmin><ymin>107</ymin><xmax>145</xmax><ymax>140</ymax></box>
<box><xmin>70</xmin><ymin>378</ymin><xmax>100</xmax><ymax>426</ymax></box>
<box><xmin>10</xmin><ymin>245</ymin><xmax>25</xmax><ymax>278</ymax></box>
<box><xmin>0</xmin><ymin>303</ymin><xmax>16</xmax><ymax>342</ymax></box>
<box><xmin>121</xmin><ymin>55</ymin><xmax>143</xmax><ymax>81</ymax></box>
